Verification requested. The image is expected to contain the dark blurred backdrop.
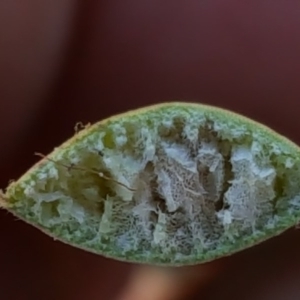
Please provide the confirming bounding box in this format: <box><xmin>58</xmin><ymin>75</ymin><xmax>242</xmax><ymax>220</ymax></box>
<box><xmin>1</xmin><ymin>1</ymin><xmax>300</xmax><ymax>299</ymax></box>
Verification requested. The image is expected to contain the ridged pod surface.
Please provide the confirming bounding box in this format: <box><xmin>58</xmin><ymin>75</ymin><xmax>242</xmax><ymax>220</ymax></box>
<box><xmin>2</xmin><ymin>102</ymin><xmax>300</xmax><ymax>266</ymax></box>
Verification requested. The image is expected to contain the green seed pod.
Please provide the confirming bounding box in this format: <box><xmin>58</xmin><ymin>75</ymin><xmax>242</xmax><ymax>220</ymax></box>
<box><xmin>2</xmin><ymin>102</ymin><xmax>300</xmax><ymax>266</ymax></box>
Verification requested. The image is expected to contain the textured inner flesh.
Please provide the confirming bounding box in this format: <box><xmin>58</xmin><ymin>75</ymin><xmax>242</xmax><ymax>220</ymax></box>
<box><xmin>10</xmin><ymin>109</ymin><xmax>300</xmax><ymax>264</ymax></box>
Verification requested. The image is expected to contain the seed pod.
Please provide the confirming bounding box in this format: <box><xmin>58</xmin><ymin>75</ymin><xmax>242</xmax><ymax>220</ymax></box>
<box><xmin>2</xmin><ymin>102</ymin><xmax>300</xmax><ymax>266</ymax></box>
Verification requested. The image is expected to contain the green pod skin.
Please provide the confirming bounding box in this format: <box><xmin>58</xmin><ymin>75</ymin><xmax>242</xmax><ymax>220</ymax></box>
<box><xmin>2</xmin><ymin>102</ymin><xmax>300</xmax><ymax>266</ymax></box>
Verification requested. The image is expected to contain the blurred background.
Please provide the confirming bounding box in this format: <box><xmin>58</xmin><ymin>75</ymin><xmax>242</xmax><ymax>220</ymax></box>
<box><xmin>1</xmin><ymin>1</ymin><xmax>300</xmax><ymax>299</ymax></box>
